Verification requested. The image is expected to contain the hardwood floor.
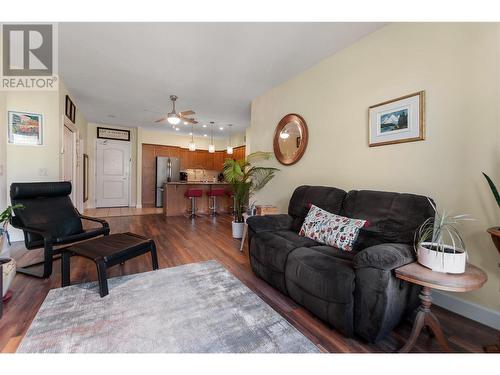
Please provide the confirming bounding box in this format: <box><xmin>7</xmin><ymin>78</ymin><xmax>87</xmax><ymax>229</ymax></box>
<box><xmin>1</xmin><ymin>213</ymin><xmax>498</xmax><ymax>353</ymax></box>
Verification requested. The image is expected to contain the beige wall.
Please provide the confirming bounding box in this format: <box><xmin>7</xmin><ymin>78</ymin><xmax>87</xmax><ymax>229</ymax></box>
<box><xmin>86</xmin><ymin>122</ymin><xmax>138</xmax><ymax>208</ymax></box>
<box><xmin>0</xmin><ymin>92</ymin><xmax>6</xmax><ymax>212</ymax></box>
<box><xmin>5</xmin><ymin>91</ymin><xmax>61</xmax><ymax>186</ymax></box>
<box><xmin>249</xmin><ymin>23</ymin><xmax>500</xmax><ymax>312</ymax></box>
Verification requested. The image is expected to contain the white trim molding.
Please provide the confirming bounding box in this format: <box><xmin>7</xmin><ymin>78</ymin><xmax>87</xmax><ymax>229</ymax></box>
<box><xmin>432</xmin><ymin>291</ymin><xmax>500</xmax><ymax>330</ymax></box>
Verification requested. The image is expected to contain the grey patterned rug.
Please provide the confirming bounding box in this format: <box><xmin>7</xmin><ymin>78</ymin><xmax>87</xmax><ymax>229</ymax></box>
<box><xmin>18</xmin><ymin>260</ymin><xmax>320</xmax><ymax>353</ymax></box>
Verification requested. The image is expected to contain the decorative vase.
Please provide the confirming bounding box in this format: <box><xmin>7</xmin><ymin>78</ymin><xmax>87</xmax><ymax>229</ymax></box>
<box><xmin>232</xmin><ymin>221</ymin><xmax>245</xmax><ymax>239</ymax></box>
<box><xmin>1</xmin><ymin>257</ymin><xmax>16</xmax><ymax>298</ymax></box>
<box><xmin>487</xmin><ymin>227</ymin><xmax>500</xmax><ymax>255</ymax></box>
<box><xmin>417</xmin><ymin>242</ymin><xmax>467</xmax><ymax>274</ymax></box>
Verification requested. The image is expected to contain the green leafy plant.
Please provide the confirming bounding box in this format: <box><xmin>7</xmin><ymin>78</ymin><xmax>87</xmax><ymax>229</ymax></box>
<box><xmin>223</xmin><ymin>152</ymin><xmax>279</xmax><ymax>223</ymax></box>
<box><xmin>0</xmin><ymin>204</ymin><xmax>24</xmax><ymax>246</ymax></box>
<box><xmin>415</xmin><ymin>199</ymin><xmax>472</xmax><ymax>260</ymax></box>
<box><xmin>482</xmin><ymin>172</ymin><xmax>500</xmax><ymax>208</ymax></box>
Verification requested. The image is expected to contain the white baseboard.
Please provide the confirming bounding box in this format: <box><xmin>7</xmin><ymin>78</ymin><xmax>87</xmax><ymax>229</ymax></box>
<box><xmin>136</xmin><ymin>204</ymin><xmax>142</xmax><ymax>208</ymax></box>
<box><xmin>432</xmin><ymin>291</ymin><xmax>500</xmax><ymax>330</ymax></box>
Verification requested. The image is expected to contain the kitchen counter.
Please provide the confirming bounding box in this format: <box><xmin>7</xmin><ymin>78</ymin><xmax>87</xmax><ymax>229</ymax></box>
<box><xmin>163</xmin><ymin>182</ymin><xmax>232</xmax><ymax>216</ymax></box>
<box><xmin>166</xmin><ymin>181</ymin><xmax>228</xmax><ymax>185</ymax></box>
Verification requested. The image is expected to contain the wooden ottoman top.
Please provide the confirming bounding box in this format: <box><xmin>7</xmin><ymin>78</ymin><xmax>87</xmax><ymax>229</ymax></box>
<box><xmin>67</xmin><ymin>232</ymin><xmax>152</xmax><ymax>261</ymax></box>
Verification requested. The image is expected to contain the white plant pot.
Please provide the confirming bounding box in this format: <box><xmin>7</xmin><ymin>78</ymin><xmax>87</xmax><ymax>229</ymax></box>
<box><xmin>417</xmin><ymin>242</ymin><xmax>467</xmax><ymax>274</ymax></box>
<box><xmin>232</xmin><ymin>221</ymin><xmax>245</xmax><ymax>239</ymax></box>
<box><xmin>1</xmin><ymin>257</ymin><xmax>16</xmax><ymax>298</ymax></box>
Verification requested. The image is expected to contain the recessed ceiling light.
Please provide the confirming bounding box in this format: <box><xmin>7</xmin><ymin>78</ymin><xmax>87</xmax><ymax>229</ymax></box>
<box><xmin>189</xmin><ymin>132</ymin><xmax>193</xmax><ymax>136</ymax></box>
<box><xmin>184</xmin><ymin>121</ymin><xmax>188</xmax><ymax>125</ymax></box>
<box><xmin>203</xmin><ymin>134</ymin><xmax>207</xmax><ymax>137</ymax></box>
<box><xmin>175</xmin><ymin>127</ymin><xmax>180</xmax><ymax>131</ymax></box>
<box><xmin>202</xmin><ymin>124</ymin><xmax>207</xmax><ymax>128</ymax></box>
<box><xmin>219</xmin><ymin>127</ymin><xmax>223</xmax><ymax>130</ymax></box>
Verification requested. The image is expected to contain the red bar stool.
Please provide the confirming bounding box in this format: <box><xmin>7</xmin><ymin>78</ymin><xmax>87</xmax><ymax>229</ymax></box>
<box><xmin>185</xmin><ymin>189</ymin><xmax>203</xmax><ymax>218</ymax></box>
<box><xmin>226</xmin><ymin>190</ymin><xmax>236</xmax><ymax>215</ymax></box>
<box><xmin>207</xmin><ymin>188</ymin><xmax>226</xmax><ymax>216</ymax></box>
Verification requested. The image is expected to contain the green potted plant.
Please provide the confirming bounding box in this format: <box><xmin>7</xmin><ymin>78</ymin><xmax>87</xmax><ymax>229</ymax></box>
<box><xmin>1</xmin><ymin>204</ymin><xmax>23</xmax><ymax>298</ymax></box>
<box><xmin>224</xmin><ymin>152</ymin><xmax>279</xmax><ymax>238</ymax></box>
<box><xmin>483</xmin><ymin>172</ymin><xmax>500</xmax><ymax>254</ymax></box>
<box><xmin>415</xmin><ymin>199</ymin><xmax>472</xmax><ymax>274</ymax></box>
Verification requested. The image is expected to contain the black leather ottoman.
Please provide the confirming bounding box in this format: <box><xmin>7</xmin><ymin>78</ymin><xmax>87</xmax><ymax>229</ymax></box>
<box><xmin>61</xmin><ymin>232</ymin><xmax>158</xmax><ymax>297</ymax></box>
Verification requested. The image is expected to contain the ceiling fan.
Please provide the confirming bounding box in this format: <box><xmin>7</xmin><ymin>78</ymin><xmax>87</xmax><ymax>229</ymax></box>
<box><xmin>155</xmin><ymin>95</ymin><xmax>198</xmax><ymax>125</ymax></box>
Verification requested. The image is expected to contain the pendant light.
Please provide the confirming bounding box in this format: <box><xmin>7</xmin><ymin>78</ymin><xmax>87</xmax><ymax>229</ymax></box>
<box><xmin>167</xmin><ymin>95</ymin><xmax>181</xmax><ymax>125</ymax></box>
<box><xmin>208</xmin><ymin>121</ymin><xmax>215</xmax><ymax>153</ymax></box>
<box><xmin>188</xmin><ymin>124</ymin><xmax>196</xmax><ymax>151</ymax></box>
<box><xmin>226</xmin><ymin>124</ymin><xmax>233</xmax><ymax>155</ymax></box>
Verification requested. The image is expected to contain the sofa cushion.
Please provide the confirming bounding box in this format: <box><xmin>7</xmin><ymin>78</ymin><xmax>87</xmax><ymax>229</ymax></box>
<box><xmin>285</xmin><ymin>247</ymin><xmax>355</xmax><ymax>304</ymax></box>
<box><xmin>288</xmin><ymin>185</ymin><xmax>347</xmax><ymax>232</ymax></box>
<box><xmin>341</xmin><ymin>190</ymin><xmax>435</xmax><ymax>250</ymax></box>
<box><xmin>299</xmin><ymin>205</ymin><xmax>366</xmax><ymax>251</ymax></box>
<box><xmin>309</xmin><ymin>245</ymin><xmax>357</xmax><ymax>262</ymax></box>
<box><xmin>250</xmin><ymin>230</ymin><xmax>319</xmax><ymax>273</ymax></box>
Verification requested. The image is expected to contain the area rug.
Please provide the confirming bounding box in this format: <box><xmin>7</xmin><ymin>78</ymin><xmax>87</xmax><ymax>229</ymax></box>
<box><xmin>17</xmin><ymin>260</ymin><xmax>320</xmax><ymax>353</ymax></box>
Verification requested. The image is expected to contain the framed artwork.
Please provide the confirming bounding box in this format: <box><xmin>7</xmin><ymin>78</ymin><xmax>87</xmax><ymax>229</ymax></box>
<box><xmin>368</xmin><ymin>91</ymin><xmax>425</xmax><ymax>147</ymax></box>
<box><xmin>65</xmin><ymin>95</ymin><xmax>76</xmax><ymax>123</ymax></box>
<box><xmin>97</xmin><ymin>127</ymin><xmax>130</xmax><ymax>141</ymax></box>
<box><xmin>8</xmin><ymin>111</ymin><xmax>43</xmax><ymax>145</ymax></box>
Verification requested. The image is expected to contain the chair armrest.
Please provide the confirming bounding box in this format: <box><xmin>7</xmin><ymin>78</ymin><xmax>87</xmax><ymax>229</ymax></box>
<box><xmin>246</xmin><ymin>214</ymin><xmax>293</xmax><ymax>233</ymax></box>
<box><xmin>79</xmin><ymin>214</ymin><xmax>110</xmax><ymax>229</ymax></box>
<box><xmin>56</xmin><ymin>227</ymin><xmax>109</xmax><ymax>244</ymax></box>
<box><xmin>353</xmin><ymin>243</ymin><xmax>416</xmax><ymax>271</ymax></box>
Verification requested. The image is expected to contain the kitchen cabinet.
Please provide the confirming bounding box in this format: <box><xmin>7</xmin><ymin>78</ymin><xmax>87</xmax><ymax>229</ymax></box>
<box><xmin>141</xmin><ymin>144</ymin><xmax>246</xmax><ymax>206</ymax></box>
<box><xmin>213</xmin><ymin>151</ymin><xmax>225</xmax><ymax>171</ymax></box>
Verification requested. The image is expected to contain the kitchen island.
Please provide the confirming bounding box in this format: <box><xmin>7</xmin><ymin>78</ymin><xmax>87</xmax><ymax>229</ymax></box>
<box><xmin>163</xmin><ymin>182</ymin><xmax>232</xmax><ymax>216</ymax></box>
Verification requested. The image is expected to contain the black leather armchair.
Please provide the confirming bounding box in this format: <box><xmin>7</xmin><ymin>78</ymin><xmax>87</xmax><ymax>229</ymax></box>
<box><xmin>9</xmin><ymin>182</ymin><xmax>109</xmax><ymax>278</ymax></box>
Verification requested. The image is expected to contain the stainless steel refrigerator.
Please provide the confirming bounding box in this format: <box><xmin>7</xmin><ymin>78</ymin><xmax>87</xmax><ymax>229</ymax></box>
<box><xmin>156</xmin><ymin>157</ymin><xmax>180</xmax><ymax>207</ymax></box>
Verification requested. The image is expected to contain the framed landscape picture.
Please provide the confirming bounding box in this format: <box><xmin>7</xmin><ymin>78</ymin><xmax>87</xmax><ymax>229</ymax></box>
<box><xmin>8</xmin><ymin>111</ymin><xmax>43</xmax><ymax>145</ymax></box>
<box><xmin>368</xmin><ymin>91</ymin><xmax>425</xmax><ymax>147</ymax></box>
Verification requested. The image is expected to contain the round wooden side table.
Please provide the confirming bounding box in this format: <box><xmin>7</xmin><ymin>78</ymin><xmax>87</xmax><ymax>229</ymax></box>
<box><xmin>395</xmin><ymin>262</ymin><xmax>487</xmax><ymax>353</ymax></box>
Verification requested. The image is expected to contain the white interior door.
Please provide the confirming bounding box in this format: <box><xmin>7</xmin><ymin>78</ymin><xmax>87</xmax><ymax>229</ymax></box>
<box><xmin>63</xmin><ymin>125</ymin><xmax>76</xmax><ymax>204</ymax></box>
<box><xmin>96</xmin><ymin>139</ymin><xmax>130</xmax><ymax>207</ymax></box>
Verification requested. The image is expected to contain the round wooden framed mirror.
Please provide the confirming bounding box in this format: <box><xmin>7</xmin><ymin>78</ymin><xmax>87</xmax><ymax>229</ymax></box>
<box><xmin>273</xmin><ymin>114</ymin><xmax>308</xmax><ymax>165</ymax></box>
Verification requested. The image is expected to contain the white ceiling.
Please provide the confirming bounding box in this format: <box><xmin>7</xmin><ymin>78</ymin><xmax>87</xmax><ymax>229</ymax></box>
<box><xmin>59</xmin><ymin>23</ymin><xmax>385</xmax><ymax>138</ymax></box>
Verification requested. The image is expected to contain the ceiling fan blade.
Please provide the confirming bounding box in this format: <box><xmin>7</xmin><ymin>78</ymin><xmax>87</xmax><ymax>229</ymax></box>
<box><xmin>154</xmin><ymin>117</ymin><xmax>167</xmax><ymax>123</ymax></box>
<box><xmin>182</xmin><ymin>118</ymin><xmax>198</xmax><ymax>125</ymax></box>
<box><xmin>179</xmin><ymin>110</ymin><xmax>195</xmax><ymax>117</ymax></box>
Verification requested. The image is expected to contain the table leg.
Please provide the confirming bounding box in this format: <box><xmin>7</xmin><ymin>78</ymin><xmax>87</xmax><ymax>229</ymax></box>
<box><xmin>150</xmin><ymin>241</ymin><xmax>159</xmax><ymax>270</ymax></box>
<box><xmin>398</xmin><ymin>286</ymin><xmax>451</xmax><ymax>353</ymax></box>
<box><xmin>240</xmin><ymin>223</ymin><xmax>248</xmax><ymax>252</ymax></box>
<box><xmin>61</xmin><ymin>251</ymin><xmax>71</xmax><ymax>287</ymax></box>
<box><xmin>96</xmin><ymin>259</ymin><xmax>109</xmax><ymax>298</ymax></box>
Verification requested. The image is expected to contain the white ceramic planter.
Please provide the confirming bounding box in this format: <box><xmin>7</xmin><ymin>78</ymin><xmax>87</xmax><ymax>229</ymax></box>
<box><xmin>417</xmin><ymin>242</ymin><xmax>466</xmax><ymax>274</ymax></box>
<box><xmin>1</xmin><ymin>257</ymin><xmax>16</xmax><ymax>297</ymax></box>
<box><xmin>232</xmin><ymin>221</ymin><xmax>245</xmax><ymax>239</ymax></box>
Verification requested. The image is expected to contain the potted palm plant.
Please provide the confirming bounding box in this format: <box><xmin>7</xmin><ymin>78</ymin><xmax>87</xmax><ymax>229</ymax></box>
<box><xmin>415</xmin><ymin>199</ymin><xmax>472</xmax><ymax>274</ymax></box>
<box><xmin>483</xmin><ymin>172</ymin><xmax>500</xmax><ymax>254</ymax></box>
<box><xmin>1</xmin><ymin>204</ymin><xmax>23</xmax><ymax>299</ymax></box>
<box><xmin>224</xmin><ymin>152</ymin><xmax>279</xmax><ymax>238</ymax></box>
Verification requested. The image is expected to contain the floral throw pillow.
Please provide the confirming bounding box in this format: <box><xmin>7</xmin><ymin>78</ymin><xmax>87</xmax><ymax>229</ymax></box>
<box><xmin>298</xmin><ymin>204</ymin><xmax>367</xmax><ymax>252</ymax></box>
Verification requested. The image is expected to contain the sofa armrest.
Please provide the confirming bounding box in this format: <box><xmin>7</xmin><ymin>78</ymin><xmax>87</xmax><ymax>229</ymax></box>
<box><xmin>246</xmin><ymin>214</ymin><xmax>293</xmax><ymax>233</ymax></box>
<box><xmin>353</xmin><ymin>243</ymin><xmax>416</xmax><ymax>271</ymax></box>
